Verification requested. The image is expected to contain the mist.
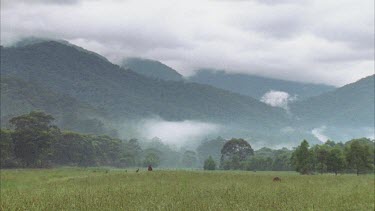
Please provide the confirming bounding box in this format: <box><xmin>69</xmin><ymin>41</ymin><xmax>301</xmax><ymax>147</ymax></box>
<box><xmin>311</xmin><ymin>126</ymin><xmax>330</xmax><ymax>142</ymax></box>
<box><xmin>260</xmin><ymin>90</ymin><xmax>297</xmax><ymax>111</ymax></box>
<box><xmin>128</xmin><ymin>118</ymin><xmax>221</xmax><ymax>148</ymax></box>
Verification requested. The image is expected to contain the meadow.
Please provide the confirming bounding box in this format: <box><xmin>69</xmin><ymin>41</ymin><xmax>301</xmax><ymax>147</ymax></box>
<box><xmin>1</xmin><ymin>168</ymin><xmax>374</xmax><ymax>210</ymax></box>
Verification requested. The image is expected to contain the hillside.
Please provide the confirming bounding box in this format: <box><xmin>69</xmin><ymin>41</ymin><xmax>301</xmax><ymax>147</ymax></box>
<box><xmin>290</xmin><ymin>75</ymin><xmax>375</xmax><ymax>128</ymax></box>
<box><xmin>0</xmin><ymin>77</ymin><xmax>113</xmax><ymax>135</ymax></box>
<box><xmin>189</xmin><ymin>69</ymin><xmax>335</xmax><ymax>100</ymax></box>
<box><xmin>122</xmin><ymin>57</ymin><xmax>183</xmax><ymax>81</ymax></box>
<box><xmin>2</xmin><ymin>41</ymin><xmax>373</xmax><ymax>145</ymax></box>
<box><xmin>0</xmin><ymin>42</ymin><xmax>288</xmax><ymax>131</ymax></box>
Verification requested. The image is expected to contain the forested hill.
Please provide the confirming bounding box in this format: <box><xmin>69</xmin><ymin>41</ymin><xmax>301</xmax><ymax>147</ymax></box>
<box><xmin>122</xmin><ymin>57</ymin><xmax>183</xmax><ymax>81</ymax></box>
<box><xmin>0</xmin><ymin>77</ymin><xmax>114</xmax><ymax>136</ymax></box>
<box><xmin>0</xmin><ymin>41</ymin><xmax>288</xmax><ymax>129</ymax></box>
<box><xmin>290</xmin><ymin>75</ymin><xmax>375</xmax><ymax>127</ymax></box>
<box><xmin>188</xmin><ymin>69</ymin><xmax>335</xmax><ymax>100</ymax></box>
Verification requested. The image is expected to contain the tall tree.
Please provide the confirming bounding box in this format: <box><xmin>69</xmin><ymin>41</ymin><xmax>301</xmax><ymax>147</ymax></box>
<box><xmin>220</xmin><ymin>138</ymin><xmax>254</xmax><ymax>170</ymax></box>
<box><xmin>10</xmin><ymin>111</ymin><xmax>61</xmax><ymax>167</ymax></box>
<box><xmin>291</xmin><ymin>140</ymin><xmax>314</xmax><ymax>174</ymax></box>
<box><xmin>122</xmin><ymin>139</ymin><xmax>143</xmax><ymax>167</ymax></box>
<box><xmin>345</xmin><ymin>140</ymin><xmax>373</xmax><ymax>175</ymax></box>
<box><xmin>327</xmin><ymin>148</ymin><xmax>345</xmax><ymax>175</ymax></box>
<box><xmin>143</xmin><ymin>148</ymin><xmax>161</xmax><ymax>167</ymax></box>
<box><xmin>0</xmin><ymin>129</ymin><xmax>16</xmax><ymax>168</ymax></box>
<box><xmin>314</xmin><ymin>145</ymin><xmax>330</xmax><ymax>174</ymax></box>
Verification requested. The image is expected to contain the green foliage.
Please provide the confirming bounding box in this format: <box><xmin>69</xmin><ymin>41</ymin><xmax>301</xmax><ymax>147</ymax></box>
<box><xmin>220</xmin><ymin>138</ymin><xmax>254</xmax><ymax>170</ymax></box>
<box><xmin>203</xmin><ymin>156</ymin><xmax>216</xmax><ymax>170</ymax></box>
<box><xmin>313</xmin><ymin>145</ymin><xmax>330</xmax><ymax>174</ymax></box>
<box><xmin>290</xmin><ymin>138</ymin><xmax>374</xmax><ymax>175</ymax></box>
<box><xmin>291</xmin><ymin>140</ymin><xmax>314</xmax><ymax>174</ymax></box>
<box><xmin>0</xmin><ymin>129</ymin><xmax>17</xmax><ymax>167</ymax></box>
<box><xmin>10</xmin><ymin>111</ymin><xmax>61</xmax><ymax>167</ymax></box>
<box><xmin>1</xmin><ymin>111</ymin><xmax>373</xmax><ymax>174</ymax></box>
<box><xmin>345</xmin><ymin>139</ymin><xmax>374</xmax><ymax>175</ymax></box>
<box><xmin>327</xmin><ymin>148</ymin><xmax>345</xmax><ymax>175</ymax></box>
<box><xmin>142</xmin><ymin>148</ymin><xmax>161</xmax><ymax>167</ymax></box>
<box><xmin>140</xmin><ymin>137</ymin><xmax>180</xmax><ymax>168</ymax></box>
<box><xmin>196</xmin><ymin>137</ymin><xmax>226</xmax><ymax>165</ymax></box>
<box><xmin>245</xmin><ymin>156</ymin><xmax>273</xmax><ymax>171</ymax></box>
<box><xmin>122</xmin><ymin>139</ymin><xmax>143</xmax><ymax>167</ymax></box>
<box><xmin>241</xmin><ymin>147</ymin><xmax>293</xmax><ymax>171</ymax></box>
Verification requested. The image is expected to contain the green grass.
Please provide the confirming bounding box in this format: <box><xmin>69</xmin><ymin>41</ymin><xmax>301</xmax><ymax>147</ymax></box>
<box><xmin>1</xmin><ymin>168</ymin><xmax>374</xmax><ymax>210</ymax></box>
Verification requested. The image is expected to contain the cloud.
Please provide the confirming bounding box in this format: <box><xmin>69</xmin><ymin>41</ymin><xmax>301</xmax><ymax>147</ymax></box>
<box><xmin>280</xmin><ymin>126</ymin><xmax>295</xmax><ymax>133</ymax></box>
<box><xmin>136</xmin><ymin>118</ymin><xmax>221</xmax><ymax>147</ymax></box>
<box><xmin>1</xmin><ymin>0</ymin><xmax>373</xmax><ymax>86</ymax></box>
<box><xmin>260</xmin><ymin>90</ymin><xmax>296</xmax><ymax>110</ymax></box>
<box><xmin>312</xmin><ymin>126</ymin><xmax>330</xmax><ymax>142</ymax></box>
<box><xmin>1</xmin><ymin>0</ymin><xmax>80</xmax><ymax>8</ymax></box>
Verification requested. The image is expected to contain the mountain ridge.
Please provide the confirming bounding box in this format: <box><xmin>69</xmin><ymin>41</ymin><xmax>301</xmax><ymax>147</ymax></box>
<box><xmin>1</xmin><ymin>39</ymin><xmax>373</xmax><ymax>145</ymax></box>
<box><xmin>122</xmin><ymin>57</ymin><xmax>183</xmax><ymax>81</ymax></box>
<box><xmin>188</xmin><ymin>69</ymin><xmax>335</xmax><ymax>100</ymax></box>
<box><xmin>0</xmin><ymin>41</ymin><xmax>288</xmax><ymax>128</ymax></box>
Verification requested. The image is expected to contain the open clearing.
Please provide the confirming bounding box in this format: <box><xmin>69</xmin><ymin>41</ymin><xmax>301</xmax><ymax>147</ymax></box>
<box><xmin>1</xmin><ymin>168</ymin><xmax>374</xmax><ymax>210</ymax></box>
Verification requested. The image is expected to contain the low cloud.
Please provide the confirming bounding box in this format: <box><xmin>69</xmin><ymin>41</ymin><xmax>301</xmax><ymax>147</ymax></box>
<box><xmin>260</xmin><ymin>90</ymin><xmax>297</xmax><ymax>110</ymax></box>
<box><xmin>1</xmin><ymin>0</ymin><xmax>373</xmax><ymax>86</ymax></box>
<box><xmin>311</xmin><ymin>126</ymin><xmax>330</xmax><ymax>142</ymax></box>
<box><xmin>136</xmin><ymin>118</ymin><xmax>221</xmax><ymax>147</ymax></box>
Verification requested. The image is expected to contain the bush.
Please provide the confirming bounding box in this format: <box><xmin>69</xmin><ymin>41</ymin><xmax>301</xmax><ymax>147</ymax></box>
<box><xmin>203</xmin><ymin>156</ymin><xmax>216</xmax><ymax>170</ymax></box>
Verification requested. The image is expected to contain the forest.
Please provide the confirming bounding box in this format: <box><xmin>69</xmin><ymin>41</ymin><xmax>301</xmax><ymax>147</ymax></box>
<box><xmin>1</xmin><ymin>111</ymin><xmax>373</xmax><ymax>175</ymax></box>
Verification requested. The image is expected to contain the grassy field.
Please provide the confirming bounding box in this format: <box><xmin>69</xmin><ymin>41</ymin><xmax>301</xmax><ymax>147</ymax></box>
<box><xmin>1</xmin><ymin>168</ymin><xmax>374</xmax><ymax>210</ymax></box>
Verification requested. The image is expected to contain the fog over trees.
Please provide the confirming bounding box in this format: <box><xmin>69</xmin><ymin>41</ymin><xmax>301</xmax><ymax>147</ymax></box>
<box><xmin>1</xmin><ymin>111</ymin><xmax>373</xmax><ymax>175</ymax></box>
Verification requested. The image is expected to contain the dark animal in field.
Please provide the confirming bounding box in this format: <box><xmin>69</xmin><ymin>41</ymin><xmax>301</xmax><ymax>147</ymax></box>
<box><xmin>136</xmin><ymin>169</ymin><xmax>139</xmax><ymax>173</ymax></box>
<box><xmin>273</xmin><ymin>177</ymin><xmax>281</xmax><ymax>182</ymax></box>
<box><xmin>148</xmin><ymin>165</ymin><xmax>153</xmax><ymax>171</ymax></box>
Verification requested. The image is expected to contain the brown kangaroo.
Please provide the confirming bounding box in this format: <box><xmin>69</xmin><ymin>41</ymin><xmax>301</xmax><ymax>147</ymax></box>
<box><xmin>273</xmin><ymin>177</ymin><xmax>281</xmax><ymax>182</ymax></box>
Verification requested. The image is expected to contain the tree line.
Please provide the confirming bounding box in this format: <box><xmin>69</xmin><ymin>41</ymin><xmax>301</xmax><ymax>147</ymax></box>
<box><xmin>1</xmin><ymin>111</ymin><xmax>374</xmax><ymax>175</ymax></box>
<box><xmin>203</xmin><ymin>138</ymin><xmax>374</xmax><ymax>175</ymax></box>
<box><xmin>1</xmin><ymin>111</ymin><xmax>210</xmax><ymax>168</ymax></box>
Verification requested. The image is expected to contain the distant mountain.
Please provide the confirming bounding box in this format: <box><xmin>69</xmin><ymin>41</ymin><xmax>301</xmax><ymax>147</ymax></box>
<box><xmin>189</xmin><ymin>69</ymin><xmax>335</xmax><ymax>100</ymax></box>
<box><xmin>290</xmin><ymin>75</ymin><xmax>375</xmax><ymax>128</ymax></box>
<box><xmin>12</xmin><ymin>37</ymin><xmax>110</xmax><ymax>62</ymax></box>
<box><xmin>2</xmin><ymin>40</ymin><xmax>372</xmax><ymax>145</ymax></box>
<box><xmin>0</xmin><ymin>41</ymin><xmax>288</xmax><ymax>132</ymax></box>
<box><xmin>0</xmin><ymin>77</ymin><xmax>114</xmax><ymax>135</ymax></box>
<box><xmin>122</xmin><ymin>57</ymin><xmax>183</xmax><ymax>81</ymax></box>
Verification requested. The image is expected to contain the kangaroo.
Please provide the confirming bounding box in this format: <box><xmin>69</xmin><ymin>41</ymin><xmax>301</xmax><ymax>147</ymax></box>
<box><xmin>136</xmin><ymin>168</ymin><xmax>139</xmax><ymax>173</ymax></box>
<box><xmin>273</xmin><ymin>177</ymin><xmax>281</xmax><ymax>182</ymax></box>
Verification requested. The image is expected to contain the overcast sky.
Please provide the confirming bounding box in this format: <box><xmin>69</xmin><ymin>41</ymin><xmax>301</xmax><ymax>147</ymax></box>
<box><xmin>1</xmin><ymin>0</ymin><xmax>374</xmax><ymax>86</ymax></box>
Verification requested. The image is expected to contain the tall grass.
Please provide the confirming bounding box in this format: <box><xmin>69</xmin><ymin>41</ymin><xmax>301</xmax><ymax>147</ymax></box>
<box><xmin>1</xmin><ymin>168</ymin><xmax>374</xmax><ymax>210</ymax></box>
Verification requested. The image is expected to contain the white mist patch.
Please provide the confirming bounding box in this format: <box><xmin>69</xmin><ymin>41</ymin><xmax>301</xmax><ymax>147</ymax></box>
<box><xmin>312</xmin><ymin>126</ymin><xmax>330</xmax><ymax>142</ymax></box>
<box><xmin>260</xmin><ymin>90</ymin><xmax>296</xmax><ymax>110</ymax></box>
<box><xmin>138</xmin><ymin>118</ymin><xmax>220</xmax><ymax>146</ymax></box>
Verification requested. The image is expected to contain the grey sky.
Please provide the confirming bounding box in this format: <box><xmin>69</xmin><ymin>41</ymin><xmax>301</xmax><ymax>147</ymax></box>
<box><xmin>1</xmin><ymin>0</ymin><xmax>374</xmax><ymax>86</ymax></box>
